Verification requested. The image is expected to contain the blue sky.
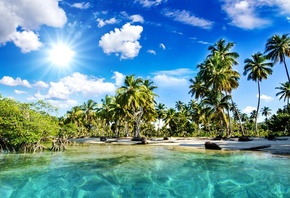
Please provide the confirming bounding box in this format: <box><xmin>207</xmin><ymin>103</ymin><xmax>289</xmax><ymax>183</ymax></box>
<box><xmin>0</xmin><ymin>0</ymin><xmax>290</xmax><ymax>119</ymax></box>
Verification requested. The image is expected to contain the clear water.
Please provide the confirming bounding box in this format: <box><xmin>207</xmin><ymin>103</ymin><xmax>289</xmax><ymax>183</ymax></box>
<box><xmin>0</xmin><ymin>144</ymin><xmax>290</xmax><ymax>198</ymax></box>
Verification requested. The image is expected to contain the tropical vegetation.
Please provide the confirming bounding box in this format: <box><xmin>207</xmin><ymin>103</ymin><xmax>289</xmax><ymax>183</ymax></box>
<box><xmin>1</xmin><ymin>34</ymin><xmax>290</xmax><ymax>153</ymax></box>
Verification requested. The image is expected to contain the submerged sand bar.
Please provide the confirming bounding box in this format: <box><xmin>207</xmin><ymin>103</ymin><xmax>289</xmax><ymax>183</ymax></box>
<box><xmin>70</xmin><ymin>137</ymin><xmax>290</xmax><ymax>155</ymax></box>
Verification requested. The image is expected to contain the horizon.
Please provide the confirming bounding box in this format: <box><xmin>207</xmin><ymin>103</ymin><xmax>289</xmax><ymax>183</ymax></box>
<box><xmin>0</xmin><ymin>0</ymin><xmax>289</xmax><ymax>121</ymax></box>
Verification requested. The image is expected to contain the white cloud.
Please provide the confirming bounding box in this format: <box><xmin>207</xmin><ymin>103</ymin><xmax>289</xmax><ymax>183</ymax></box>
<box><xmin>221</xmin><ymin>0</ymin><xmax>272</xmax><ymax>29</ymax></box>
<box><xmin>258</xmin><ymin>94</ymin><xmax>274</xmax><ymax>102</ymax></box>
<box><xmin>99</xmin><ymin>23</ymin><xmax>143</xmax><ymax>59</ymax></box>
<box><xmin>11</xmin><ymin>31</ymin><xmax>43</xmax><ymax>53</ymax></box>
<box><xmin>159</xmin><ymin>43</ymin><xmax>166</xmax><ymax>50</ymax></box>
<box><xmin>112</xmin><ymin>71</ymin><xmax>125</xmax><ymax>86</ymax></box>
<box><xmin>153</xmin><ymin>68</ymin><xmax>195</xmax><ymax>76</ymax></box>
<box><xmin>46</xmin><ymin>72</ymin><xmax>116</xmax><ymax>100</ymax></box>
<box><xmin>97</xmin><ymin>18</ymin><xmax>118</xmax><ymax>28</ymax></box>
<box><xmin>163</xmin><ymin>9</ymin><xmax>213</xmax><ymax>29</ymax></box>
<box><xmin>0</xmin><ymin>0</ymin><xmax>66</xmax><ymax>52</ymax></box>
<box><xmin>33</xmin><ymin>81</ymin><xmax>49</xmax><ymax>89</ymax></box>
<box><xmin>287</xmin><ymin>16</ymin><xmax>290</xmax><ymax>22</ymax></box>
<box><xmin>278</xmin><ymin>0</ymin><xmax>290</xmax><ymax>14</ymax></box>
<box><xmin>130</xmin><ymin>15</ymin><xmax>144</xmax><ymax>23</ymax></box>
<box><xmin>15</xmin><ymin>90</ymin><xmax>27</xmax><ymax>94</ymax></box>
<box><xmin>243</xmin><ymin>106</ymin><xmax>256</xmax><ymax>114</ymax></box>
<box><xmin>197</xmin><ymin>40</ymin><xmax>210</xmax><ymax>45</ymax></box>
<box><xmin>147</xmin><ymin>50</ymin><xmax>156</xmax><ymax>55</ymax></box>
<box><xmin>153</xmin><ymin>74</ymin><xmax>188</xmax><ymax>88</ymax></box>
<box><xmin>0</xmin><ymin>76</ymin><xmax>31</xmax><ymax>87</ymax></box>
<box><xmin>71</xmin><ymin>2</ymin><xmax>90</xmax><ymax>9</ymax></box>
<box><xmin>136</xmin><ymin>0</ymin><xmax>167</xmax><ymax>7</ymax></box>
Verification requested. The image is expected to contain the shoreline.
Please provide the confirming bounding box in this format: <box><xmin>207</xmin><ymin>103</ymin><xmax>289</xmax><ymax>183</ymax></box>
<box><xmin>69</xmin><ymin>136</ymin><xmax>290</xmax><ymax>155</ymax></box>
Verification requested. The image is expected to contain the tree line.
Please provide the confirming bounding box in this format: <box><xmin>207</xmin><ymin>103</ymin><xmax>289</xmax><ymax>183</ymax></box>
<box><xmin>1</xmin><ymin>34</ymin><xmax>290</xmax><ymax>152</ymax></box>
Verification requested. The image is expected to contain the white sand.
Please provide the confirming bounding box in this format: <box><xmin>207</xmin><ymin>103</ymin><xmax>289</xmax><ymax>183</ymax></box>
<box><xmin>70</xmin><ymin>137</ymin><xmax>290</xmax><ymax>155</ymax></box>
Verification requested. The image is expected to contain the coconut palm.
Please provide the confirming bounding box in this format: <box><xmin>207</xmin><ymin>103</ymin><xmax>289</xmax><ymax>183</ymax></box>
<box><xmin>276</xmin><ymin>82</ymin><xmax>290</xmax><ymax>104</ymax></box>
<box><xmin>82</xmin><ymin>99</ymin><xmax>98</xmax><ymax>134</ymax></box>
<box><xmin>243</xmin><ymin>52</ymin><xmax>273</xmax><ymax>132</ymax></box>
<box><xmin>208</xmin><ymin>38</ymin><xmax>239</xmax><ymax>66</ymax></box>
<box><xmin>261</xmin><ymin>106</ymin><xmax>271</xmax><ymax>122</ymax></box>
<box><xmin>188</xmin><ymin>75</ymin><xmax>208</xmax><ymax>100</ymax></box>
<box><xmin>116</xmin><ymin>75</ymin><xmax>156</xmax><ymax>137</ymax></box>
<box><xmin>155</xmin><ymin>103</ymin><xmax>167</xmax><ymax>136</ymax></box>
<box><xmin>265</xmin><ymin>34</ymin><xmax>290</xmax><ymax>82</ymax></box>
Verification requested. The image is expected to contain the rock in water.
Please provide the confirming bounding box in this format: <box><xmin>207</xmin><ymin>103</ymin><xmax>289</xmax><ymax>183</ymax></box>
<box><xmin>205</xmin><ymin>141</ymin><xmax>221</xmax><ymax>150</ymax></box>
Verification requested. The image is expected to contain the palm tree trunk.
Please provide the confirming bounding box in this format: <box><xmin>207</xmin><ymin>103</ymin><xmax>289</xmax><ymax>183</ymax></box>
<box><xmin>283</xmin><ymin>57</ymin><xmax>290</xmax><ymax>83</ymax></box>
<box><xmin>230</xmin><ymin>97</ymin><xmax>245</xmax><ymax>136</ymax></box>
<box><xmin>256</xmin><ymin>81</ymin><xmax>261</xmax><ymax>134</ymax></box>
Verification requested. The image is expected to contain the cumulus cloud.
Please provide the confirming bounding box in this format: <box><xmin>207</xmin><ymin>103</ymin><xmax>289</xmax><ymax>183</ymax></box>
<box><xmin>99</xmin><ymin>23</ymin><xmax>143</xmax><ymax>59</ymax></box>
<box><xmin>135</xmin><ymin>0</ymin><xmax>167</xmax><ymax>7</ymax></box>
<box><xmin>97</xmin><ymin>18</ymin><xmax>118</xmax><ymax>28</ymax></box>
<box><xmin>0</xmin><ymin>76</ymin><xmax>31</xmax><ymax>87</ymax></box>
<box><xmin>11</xmin><ymin>31</ymin><xmax>43</xmax><ymax>53</ymax></box>
<box><xmin>147</xmin><ymin>50</ymin><xmax>156</xmax><ymax>55</ymax></box>
<box><xmin>130</xmin><ymin>15</ymin><xmax>144</xmax><ymax>23</ymax></box>
<box><xmin>159</xmin><ymin>43</ymin><xmax>166</xmax><ymax>50</ymax></box>
<box><xmin>112</xmin><ymin>71</ymin><xmax>125</xmax><ymax>86</ymax></box>
<box><xmin>45</xmin><ymin>72</ymin><xmax>117</xmax><ymax>100</ymax></box>
<box><xmin>243</xmin><ymin>106</ymin><xmax>256</xmax><ymax>114</ymax></box>
<box><xmin>163</xmin><ymin>9</ymin><xmax>213</xmax><ymax>29</ymax></box>
<box><xmin>71</xmin><ymin>2</ymin><xmax>90</xmax><ymax>9</ymax></box>
<box><xmin>0</xmin><ymin>0</ymin><xmax>67</xmax><ymax>52</ymax></box>
<box><xmin>258</xmin><ymin>94</ymin><xmax>274</xmax><ymax>102</ymax></box>
<box><xmin>33</xmin><ymin>81</ymin><xmax>49</xmax><ymax>89</ymax></box>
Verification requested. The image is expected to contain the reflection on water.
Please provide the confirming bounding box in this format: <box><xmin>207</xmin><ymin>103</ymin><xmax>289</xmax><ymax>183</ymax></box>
<box><xmin>0</xmin><ymin>144</ymin><xmax>290</xmax><ymax>197</ymax></box>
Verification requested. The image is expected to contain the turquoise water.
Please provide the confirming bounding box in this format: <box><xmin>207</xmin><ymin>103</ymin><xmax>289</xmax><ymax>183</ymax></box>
<box><xmin>0</xmin><ymin>144</ymin><xmax>290</xmax><ymax>198</ymax></box>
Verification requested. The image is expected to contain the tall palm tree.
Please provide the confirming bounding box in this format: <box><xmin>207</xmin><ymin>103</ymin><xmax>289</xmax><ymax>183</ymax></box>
<box><xmin>208</xmin><ymin>38</ymin><xmax>239</xmax><ymax>66</ymax></box>
<box><xmin>276</xmin><ymin>82</ymin><xmax>290</xmax><ymax>104</ymax></box>
<box><xmin>265</xmin><ymin>34</ymin><xmax>290</xmax><ymax>82</ymax></box>
<box><xmin>243</xmin><ymin>52</ymin><xmax>273</xmax><ymax>132</ymax></box>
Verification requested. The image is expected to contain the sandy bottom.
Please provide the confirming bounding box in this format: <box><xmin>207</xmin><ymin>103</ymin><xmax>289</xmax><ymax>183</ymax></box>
<box><xmin>70</xmin><ymin>136</ymin><xmax>290</xmax><ymax>155</ymax></box>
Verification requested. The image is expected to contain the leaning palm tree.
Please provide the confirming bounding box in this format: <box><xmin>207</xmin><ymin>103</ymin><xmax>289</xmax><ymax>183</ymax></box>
<box><xmin>243</xmin><ymin>52</ymin><xmax>273</xmax><ymax>133</ymax></box>
<box><xmin>265</xmin><ymin>34</ymin><xmax>290</xmax><ymax>82</ymax></box>
<box><xmin>276</xmin><ymin>81</ymin><xmax>290</xmax><ymax>105</ymax></box>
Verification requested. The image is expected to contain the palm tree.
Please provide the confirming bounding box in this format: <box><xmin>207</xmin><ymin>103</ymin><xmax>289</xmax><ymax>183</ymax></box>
<box><xmin>276</xmin><ymin>82</ymin><xmax>290</xmax><ymax>104</ymax></box>
<box><xmin>175</xmin><ymin>101</ymin><xmax>185</xmax><ymax>112</ymax></box>
<box><xmin>208</xmin><ymin>38</ymin><xmax>239</xmax><ymax>66</ymax></box>
<box><xmin>82</xmin><ymin>99</ymin><xmax>98</xmax><ymax>130</ymax></box>
<box><xmin>243</xmin><ymin>52</ymin><xmax>273</xmax><ymax>132</ymax></box>
<box><xmin>188</xmin><ymin>75</ymin><xmax>207</xmax><ymax>100</ymax></box>
<box><xmin>155</xmin><ymin>103</ymin><xmax>166</xmax><ymax>136</ymax></box>
<box><xmin>261</xmin><ymin>106</ymin><xmax>271</xmax><ymax>123</ymax></box>
<box><xmin>265</xmin><ymin>34</ymin><xmax>290</xmax><ymax>82</ymax></box>
<box><xmin>116</xmin><ymin>75</ymin><xmax>156</xmax><ymax>137</ymax></box>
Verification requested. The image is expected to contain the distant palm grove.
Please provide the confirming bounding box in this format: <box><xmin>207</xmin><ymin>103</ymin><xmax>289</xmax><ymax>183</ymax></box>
<box><xmin>1</xmin><ymin>34</ymin><xmax>290</xmax><ymax>152</ymax></box>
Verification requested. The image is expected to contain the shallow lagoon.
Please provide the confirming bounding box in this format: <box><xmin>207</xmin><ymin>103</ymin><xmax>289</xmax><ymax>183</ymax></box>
<box><xmin>0</xmin><ymin>144</ymin><xmax>290</xmax><ymax>197</ymax></box>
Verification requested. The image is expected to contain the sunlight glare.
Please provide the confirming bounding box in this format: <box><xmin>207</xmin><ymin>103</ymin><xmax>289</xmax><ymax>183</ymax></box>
<box><xmin>49</xmin><ymin>44</ymin><xmax>75</xmax><ymax>66</ymax></box>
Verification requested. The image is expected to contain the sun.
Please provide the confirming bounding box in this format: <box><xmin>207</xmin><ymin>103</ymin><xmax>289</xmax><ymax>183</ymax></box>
<box><xmin>48</xmin><ymin>43</ymin><xmax>75</xmax><ymax>67</ymax></box>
